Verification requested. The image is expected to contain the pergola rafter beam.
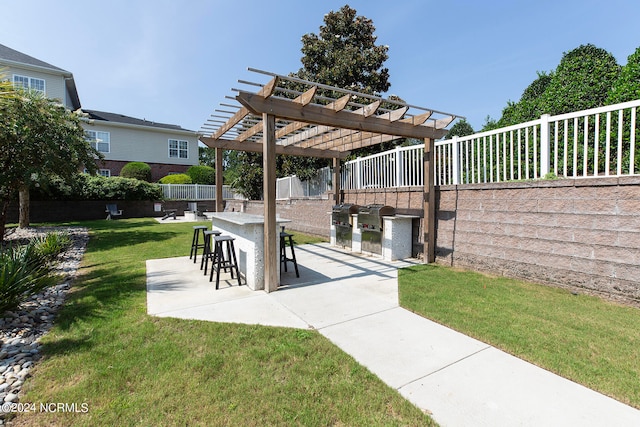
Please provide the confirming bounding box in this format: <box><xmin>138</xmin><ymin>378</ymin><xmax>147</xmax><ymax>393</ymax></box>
<box><xmin>236</xmin><ymin>86</ymin><xmax>318</xmax><ymax>142</ymax></box>
<box><xmin>237</xmin><ymin>91</ymin><xmax>445</xmax><ymax>141</ymax></box>
<box><xmin>199</xmin><ymin>136</ymin><xmax>350</xmax><ymax>159</ymax></box>
<box><xmin>211</xmin><ymin>77</ymin><xmax>278</xmax><ymax>140</ymax></box>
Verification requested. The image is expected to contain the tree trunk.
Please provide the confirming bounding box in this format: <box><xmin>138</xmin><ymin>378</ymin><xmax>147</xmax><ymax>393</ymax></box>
<box><xmin>0</xmin><ymin>199</ymin><xmax>8</xmax><ymax>243</ymax></box>
<box><xmin>18</xmin><ymin>185</ymin><xmax>30</xmax><ymax>229</ymax></box>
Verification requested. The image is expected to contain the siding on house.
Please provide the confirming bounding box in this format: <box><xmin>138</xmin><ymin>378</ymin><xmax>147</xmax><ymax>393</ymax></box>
<box><xmin>82</xmin><ymin>116</ymin><xmax>198</xmax><ymax>166</ymax></box>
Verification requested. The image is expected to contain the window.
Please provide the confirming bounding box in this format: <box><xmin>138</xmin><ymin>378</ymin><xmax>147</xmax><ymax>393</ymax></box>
<box><xmin>13</xmin><ymin>74</ymin><xmax>45</xmax><ymax>94</ymax></box>
<box><xmin>85</xmin><ymin>130</ymin><xmax>110</xmax><ymax>153</ymax></box>
<box><xmin>98</xmin><ymin>169</ymin><xmax>111</xmax><ymax>177</ymax></box>
<box><xmin>169</xmin><ymin>139</ymin><xmax>188</xmax><ymax>159</ymax></box>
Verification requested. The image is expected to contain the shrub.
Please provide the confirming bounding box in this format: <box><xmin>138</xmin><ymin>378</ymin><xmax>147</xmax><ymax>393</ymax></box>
<box><xmin>33</xmin><ymin>174</ymin><xmax>163</xmax><ymax>201</ymax></box>
<box><xmin>0</xmin><ymin>240</ymin><xmax>59</xmax><ymax>314</ymax></box>
<box><xmin>159</xmin><ymin>174</ymin><xmax>192</xmax><ymax>184</ymax></box>
<box><xmin>120</xmin><ymin>162</ymin><xmax>152</xmax><ymax>182</ymax></box>
<box><xmin>186</xmin><ymin>165</ymin><xmax>215</xmax><ymax>185</ymax></box>
<box><xmin>82</xmin><ymin>175</ymin><xmax>163</xmax><ymax>200</ymax></box>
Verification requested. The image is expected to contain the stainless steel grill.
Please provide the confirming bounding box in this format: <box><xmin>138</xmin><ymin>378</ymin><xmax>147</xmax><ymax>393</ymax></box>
<box><xmin>332</xmin><ymin>204</ymin><xmax>359</xmax><ymax>248</ymax></box>
<box><xmin>357</xmin><ymin>204</ymin><xmax>396</xmax><ymax>254</ymax></box>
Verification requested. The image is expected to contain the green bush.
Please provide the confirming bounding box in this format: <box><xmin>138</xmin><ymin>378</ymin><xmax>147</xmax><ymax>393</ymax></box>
<box><xmin>120</xmin><ymin>162</ymin><xmax>152</xmax><ymax>182</ymax></box>
<box><xmin>33</xmin><ymin>174</ymin><xmax>163</xmax><ymax>201</ymax></box>
<box><xmin>186</xmin><ymin>165</ymin><xmax>215</xmax><ymax>184</ymax></box>
<box><xmin>158</xmin><ymin>174</ymin><xmax>192</xmax><ymax>184</ymax></box>
<box><xmin>0</xmin><ymin>240</ymin><xmax>59</xmax><ymax>314</ymax></box>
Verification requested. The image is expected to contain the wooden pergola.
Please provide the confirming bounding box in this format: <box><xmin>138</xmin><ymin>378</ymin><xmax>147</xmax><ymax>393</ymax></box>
<box><xmin>199</xmin><ymin>68</ymin><xmax>463</xmax><ymax>292</ymax></box>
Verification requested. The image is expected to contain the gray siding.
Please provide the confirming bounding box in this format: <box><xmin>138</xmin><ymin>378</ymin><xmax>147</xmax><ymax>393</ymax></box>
<box><xmin>1</xmin><ymin>64</ymin><xmax>70</xmax><ymax>107</ymax></box>
<box><xmin>82</xmin><ymin>121</ymin><xmax>199</xmax><ymax>166</ymax></box>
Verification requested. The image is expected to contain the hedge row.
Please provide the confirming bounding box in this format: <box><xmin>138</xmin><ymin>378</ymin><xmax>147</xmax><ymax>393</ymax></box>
<box><xmin>32</xmin><ymin>174</ymin><xmax>163</xmax><ymax>201</ymax></box>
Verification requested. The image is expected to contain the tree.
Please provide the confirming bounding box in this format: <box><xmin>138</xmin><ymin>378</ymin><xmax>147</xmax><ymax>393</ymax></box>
<box><xmin>198</xmin><ymin>146</ymin><xmax>216</xmax><ymax>168</ymax></box>
<box><xmin>0</xmin><ymin>87</ymin><xmax>100</xmax><ymax>238</ymax></box>
<box><xmin>607</xmin><ymin>46</ymin><xmax>640</xmax><ymax>104</ymax></box>
<box><xmin>447</xmin><ymin>119</ymin><xmax>475</xmax><ymax>137</ymax></box>
<box><xmin>498</xmin><ymin>71</ymin><xmax>553</xmax><ymax>127</ymax></box>
<box><xmin>539</xmin><ymin>44</ymin><xmax>620</xmax><ymax>115</ymax></box>
<box><xmin>295</xmin><ymin>4</ymin><xmax>390</xmax><ymax>95</ymax></box>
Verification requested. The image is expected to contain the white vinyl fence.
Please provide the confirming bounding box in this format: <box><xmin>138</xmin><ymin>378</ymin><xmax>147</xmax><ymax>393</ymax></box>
<box><xmin>435</xmin><ymin>99</ymin><xmax>640</xmax><ymax>186</ymax></box>
<box><xmin>327</xmin><ymin>99</ymin><xmax>639</xmax><ymax>190</ymax></box>
<box><xmin>159</xmin><ymin>184</ymin><xmax>240</xmax><ymax>200</ymax></box>
<box><xmin>276</xmin><ymin>168</ymin><xmax>332</xmax><ymax>199</ymax></box>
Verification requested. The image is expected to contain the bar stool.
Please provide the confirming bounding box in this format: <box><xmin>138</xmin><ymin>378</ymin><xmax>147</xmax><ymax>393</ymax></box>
<box><xmin>200</xmin><ymin>230</ymin><xmax>222</xmax><ymax>275</ymax></box>
<box><xmin>190</xmin><ymin>225</ymin><xmax>208</xmax><ymax>263</ymax></box>
<box><xmin>210</xmin><ymin>235</ymin><xmax>242</xmax><ymax>289</ymax></box>
<box><xmin>280</xmin><ymin>229</ymin><xmax>299</xmax><ymax>278</ymax></box>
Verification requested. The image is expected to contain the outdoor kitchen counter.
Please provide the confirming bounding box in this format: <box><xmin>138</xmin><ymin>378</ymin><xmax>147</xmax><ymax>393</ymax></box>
<box><xmin>204</xmin><ymin>212</ymin><xmax>290</xmax><ymax>290</ymax></box>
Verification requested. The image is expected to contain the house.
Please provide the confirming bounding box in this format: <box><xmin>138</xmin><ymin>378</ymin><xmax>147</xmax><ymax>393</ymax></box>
<box><xmin>0</xmin><ymin>43</ymin><xmax>198</xmax><ymax>181</ymax></box>
<box><xmin>82</xmin><ymin>109</ymin><xmax>198</xmax><ymax>181</ymax></box>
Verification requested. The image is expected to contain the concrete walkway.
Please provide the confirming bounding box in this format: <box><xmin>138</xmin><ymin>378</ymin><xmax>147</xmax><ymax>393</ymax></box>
<box><xmin>146</xmin><ymin>243</ymin><xmax>640</xmax><ymax>426</ymax></box>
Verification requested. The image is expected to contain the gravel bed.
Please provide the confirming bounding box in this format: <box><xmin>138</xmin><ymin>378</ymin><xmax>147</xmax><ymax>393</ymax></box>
<box><xmin>0</xmin><ymin>227</ymin><xmax>88</xmax><ymax>422</ymax></box>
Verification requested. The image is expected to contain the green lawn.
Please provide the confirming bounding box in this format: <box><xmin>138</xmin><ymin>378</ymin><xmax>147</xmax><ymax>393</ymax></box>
<box><xmin>16</xmin><ymin>219</ymin><xmax>434</xmax><ymax>426</ymax></box>
<box><xmin>399</xmin><ymin>264</ymin><xmax>640</xmax><ymax>409</ymax></box>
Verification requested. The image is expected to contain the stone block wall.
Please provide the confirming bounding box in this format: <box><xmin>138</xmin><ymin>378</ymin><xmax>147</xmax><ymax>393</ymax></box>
<box><xmin>435</xmin><ymin>177</ymin><xmax>640</xmax><ymax>301</ymax></box>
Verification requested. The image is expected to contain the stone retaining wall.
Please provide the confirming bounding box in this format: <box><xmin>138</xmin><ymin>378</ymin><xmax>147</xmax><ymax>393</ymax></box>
<box><xmin>435</xmin><ymin>177</ymin><xmax>640</xmax><ymax>302</ymax></box>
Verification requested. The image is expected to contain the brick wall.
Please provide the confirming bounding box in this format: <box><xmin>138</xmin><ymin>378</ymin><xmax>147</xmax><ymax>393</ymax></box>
<box><xmin>6</xmin><ymin>200</ymin><xmax>218</xmax><ymax>222</ymax></box>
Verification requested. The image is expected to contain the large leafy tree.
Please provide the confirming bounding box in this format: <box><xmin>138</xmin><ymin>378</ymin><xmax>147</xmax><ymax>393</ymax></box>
<box><xmin>540</xmin><ymin>44</ymin><xmax>620</xmax><ymax>115</ymax></box>
<box><xmin>493</xmin><ymin>44</ymin><xmax>621</xmax><ymax>130</ymax></box>
<box><xmin>234</xmin><ymin>5</ymin><xmax>392</xmax><ymax>198</ymax></box>
<box><xmin>607</xmin><ymin>46</ymin><xmax>640</xmax><ymax>104</ymax></box>
<box><xmin>0</xmin><ymin>87</ymin><xmax>100</xmax><ymax>238</ymax></box>
<box><xmin>498</xmin><ymin>71</ymin><xmax>552</xmax><ymax>127</ymax></box>
<box><xmin>296</xmin><ymin>4</ymin><xmax>390</xmax><ymax>94</ymax></box>
<box><xmin>447</xmin><ymin>119</ymin><xmax>475</xmax><ymax>137</ymax></box>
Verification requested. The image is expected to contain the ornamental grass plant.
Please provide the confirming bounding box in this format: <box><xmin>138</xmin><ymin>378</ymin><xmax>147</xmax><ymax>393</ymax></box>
<box><xmin>0</xmin><ymin>232</ymin><xmax>70</xmax><ymax>314</ymax></box>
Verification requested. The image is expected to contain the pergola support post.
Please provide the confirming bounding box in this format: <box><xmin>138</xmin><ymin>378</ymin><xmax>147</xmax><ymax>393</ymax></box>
<box><xmin>423</xmin><ymin>137</ymin><xmax>436</xmax><ymax>263</ymax></box>
<box><xmin>215</xmin><ymin>147</ymin><xmax>224</xmax><ymax>212</ymax></box>
<box><xmin>263</xmin><ymin>113</ymin><xmax>278</xmax><ymax>292</ymax></box>
<box><xmin>333</xmin><ymin>157</ymin><xmax>341</xmax><ymax>205</ymax></box>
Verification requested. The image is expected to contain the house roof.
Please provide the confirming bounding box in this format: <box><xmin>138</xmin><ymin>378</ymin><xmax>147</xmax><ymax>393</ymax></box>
<box><xmin>84</xmin><ymin>109</ymin><xmax>194</xmax><ymax>133</ymax></box>
<box><xmin>0</xmin><ymin>43</ymin><xmax>81</xmax><ymax>110</ymax></box>
<box><xmin>0</xmin><ymin>43</ymin><xmax>70</xmax><ymax>74</ymax></box>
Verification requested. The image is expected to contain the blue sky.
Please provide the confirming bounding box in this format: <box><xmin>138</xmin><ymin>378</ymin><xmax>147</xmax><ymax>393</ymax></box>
<box><xmin>2</xmin><ymin>0</ymin><xmax>639</xmax><ymax>133</ymax></box>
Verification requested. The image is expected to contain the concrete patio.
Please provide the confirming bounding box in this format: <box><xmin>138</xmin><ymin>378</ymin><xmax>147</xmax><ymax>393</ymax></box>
<box><xmin>146</xmin><ymin>243</ymin><xmax>640</xmax><ymax>427</ymax></box>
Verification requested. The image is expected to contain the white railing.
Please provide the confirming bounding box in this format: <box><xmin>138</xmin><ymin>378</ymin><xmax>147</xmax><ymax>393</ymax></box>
<box><xmin>341</xmin><ymin>145</ymin><xmax>424</xmax><ymax>189</ymax></box>
<box><xmin>436</xmin><ymin>99</ymin><xmax>640</xmax><ymax>185</ymax></box>
<box><xmin>328</xmin><ymin>99</ymin><xmax>639</xmax><ymax>189</ymax></box>
<box><xmin>159</xmin><ymin>184</ymin><xmax>240</xmax><ymax>200</ymax></box>
<box><xmin>276</xmin><ymin>168</ymin><xmax>332</xmax><ymax>199</ymax></box>
<box><xmin>275</xmin><ymin>99</ymin><xmax>639</xmax><ymax>192</ymax></box>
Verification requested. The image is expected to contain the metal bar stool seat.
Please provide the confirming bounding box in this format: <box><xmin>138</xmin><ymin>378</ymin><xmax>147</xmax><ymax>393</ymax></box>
<box><xmin>280</xmin><ymin>231</ymin><xmax>299</xmax><ymax>278</ymax></box>
<box><xmin>200</xmin><ymin>230</ymin><xmax>222</xmax><ymax>274</ymax></box>
<box><xmin>190</xmin><ymin>225</ymin><xmax>208</xmax><ymax>263</ymax></box>
<box><xmin>210</xmin><ymin>235</ymin><xmax>242</xmax><ymax>289</ymax></box>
